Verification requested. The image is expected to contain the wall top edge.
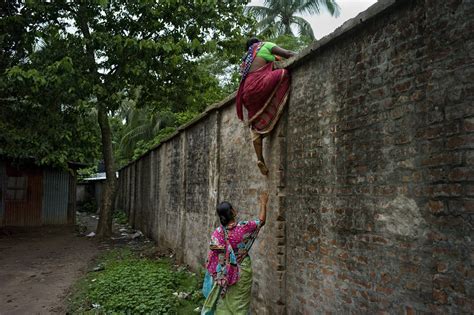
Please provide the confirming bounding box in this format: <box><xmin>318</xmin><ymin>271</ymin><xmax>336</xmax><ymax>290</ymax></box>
<box><xmin>118</xmin><ymin>0</ymin><xmax>402</xmax><ymax>171</ymax></box>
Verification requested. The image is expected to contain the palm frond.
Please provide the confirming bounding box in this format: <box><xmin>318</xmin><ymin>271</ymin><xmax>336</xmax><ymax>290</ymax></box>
<box><xmin>323</xmin><ymin>0</ymin><xmax>340</xmax><ymax>17</ymax></box>
<box><xmin>251</xmin><ymin>0</ymin><xmax>340</xmax><ymax>41</ymax></box>
<box><xmin>245</xmin><ymin>5</ymin><xmax>275</xmax><ymax>20</ymax></box>
<box><xmin>275</xmin><ymin>20</ymin><xmax>289</xmax><ymax>37</ymax></box>
<box><xmin>256</xmin><ymin>14</ymin><xmax>280</xmax><ymax>33</ymax></box>
<box><xmin>259</xmin><ymin>24</ymin><xmax>279</xmax><ymax>38</ymax></box>
<box><xmin>121</xmin><ymin>124</ymin><xmax>149</xmax><ymax>146</ymax></box>
<box><xmin>298</xmin><ymin>0</ymin><xmax>340</xmax><ymax>17</ymax></box>
<box><xmin>291</xmin><ymin>16</ymin><xmax>314</xmax><ymax>39</ymax></box>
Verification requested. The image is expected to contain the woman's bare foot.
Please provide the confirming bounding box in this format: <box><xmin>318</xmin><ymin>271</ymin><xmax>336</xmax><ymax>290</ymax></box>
<box><xmin>257</xmin><ymin>160</ymin><xmax>269</xmax><ymax>176</ymax></box>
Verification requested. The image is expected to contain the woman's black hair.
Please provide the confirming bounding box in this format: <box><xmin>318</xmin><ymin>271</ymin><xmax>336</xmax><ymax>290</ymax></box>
<box><xmin>246</xmin><ymin>37</ymin><xmax>260</xmax><ymax>51</ymax></box>
<box><xmin>216</xmin><ymin>201</ymin><xmax>234</xmax><ymax>226</ymax></box>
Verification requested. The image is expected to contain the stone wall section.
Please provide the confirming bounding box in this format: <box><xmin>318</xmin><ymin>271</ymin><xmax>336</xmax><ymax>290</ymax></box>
<box><xmin>117</xmin><ymin>0</ymin><xmax>473</xmax><ymax>313</ymax></box>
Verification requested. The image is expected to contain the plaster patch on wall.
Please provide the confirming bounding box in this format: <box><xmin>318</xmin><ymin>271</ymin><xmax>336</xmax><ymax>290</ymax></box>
<box><xmin>377</xmin><ymin>195</ymin><xmax>426</xmax><ymax>237</ymax></box>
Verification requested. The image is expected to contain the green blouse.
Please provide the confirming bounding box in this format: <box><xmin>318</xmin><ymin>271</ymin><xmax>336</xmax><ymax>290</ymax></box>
<box><xmin>256</xmin><ymin>42</ymin><xmax>277</xmax><ymax>62</ymax></box>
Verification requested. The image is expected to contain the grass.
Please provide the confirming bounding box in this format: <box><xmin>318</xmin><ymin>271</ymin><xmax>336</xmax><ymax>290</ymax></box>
<box><xmin>67</xmin><ymin>248</ymin><xmax>204</xmax><ymax>314</ymax></box>
<box><xmin>113</xmin><ymin>211</ymin><xmax>128</xmax><ymax>225</ymax></box>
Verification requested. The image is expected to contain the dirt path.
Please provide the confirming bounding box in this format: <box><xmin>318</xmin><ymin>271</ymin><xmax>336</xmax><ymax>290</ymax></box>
<box><xmin>0</xmin><ymin>214</ymin><xmax>100</xmax><ymax>314</ymax></box>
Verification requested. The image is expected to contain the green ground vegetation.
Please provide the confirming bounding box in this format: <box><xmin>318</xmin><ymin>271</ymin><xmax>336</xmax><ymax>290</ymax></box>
<box><xmin>68</xmin><ymin>248</ymin><xmax>203</xmax><ymax>314</ymax></box>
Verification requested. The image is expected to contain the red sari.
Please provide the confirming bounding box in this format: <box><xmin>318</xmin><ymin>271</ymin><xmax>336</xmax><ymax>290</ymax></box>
<box><xmin>236</xmin><ymin>62</ymin><xmax>290</xmax><ymax>135</ymax></box>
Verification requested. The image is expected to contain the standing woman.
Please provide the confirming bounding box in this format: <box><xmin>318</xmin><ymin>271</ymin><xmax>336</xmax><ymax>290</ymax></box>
<box><xmin>236</xmin><ymin>38</ymin><xmax>295</xmax><ymax>175</ymax></box>
<box><xmin>202</xmin><ymin>192</ymin><xmax>269</xmax><ymax>314</ymax></box>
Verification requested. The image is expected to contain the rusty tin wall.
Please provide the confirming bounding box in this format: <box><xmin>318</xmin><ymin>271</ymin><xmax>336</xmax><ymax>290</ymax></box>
<box><xmin>3</xmin><ymin>163</ymin><xmax>43</xmax><ymax>226</ymax></box>
<box><xmin>42</xmin><ymin>169</ymin><xmax>70</xmax><ymax>225</ymax></box>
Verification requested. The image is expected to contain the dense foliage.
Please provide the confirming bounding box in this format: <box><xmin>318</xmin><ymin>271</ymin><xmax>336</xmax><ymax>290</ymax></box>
<box><xmin>1</xmin><ymin>1</ymin><xmax>252</xmax><ymax>168</ymax></box>
<box><xmin>0</xmin><ymin>1</ymin><xmax>101</xmax><ymax>167</ymax></box>
<box><xmin>1</xmin><ymin>1</ymin><xmax>253</xmax><ymax>236</ymax></box>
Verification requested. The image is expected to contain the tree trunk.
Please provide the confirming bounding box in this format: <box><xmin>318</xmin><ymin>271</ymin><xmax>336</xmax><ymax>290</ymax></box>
<box><xmin>282</xmin><ymin>16</ymin><xmax>292</xmax><ymax>35</ymax></box>
<box><xmin>96</xmin><ymin>105</ymin><xmax>117</xmax><ymax>238</ymax></box>
<box><xmin>76</xmin><ymin>6</ymin><xmax>117</xmax><ymax>238</ymax></box>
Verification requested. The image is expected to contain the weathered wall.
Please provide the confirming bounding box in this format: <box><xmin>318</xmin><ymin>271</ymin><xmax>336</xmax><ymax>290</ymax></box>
<box><xmin>284</xmin><ymin>0</ymin><xmax>473</xmax><ymax>313</ymax></box>
<box><xmin>117</xmin><ymin>0</ymin><xmax>473</xmax><ymax>313</ymax></box>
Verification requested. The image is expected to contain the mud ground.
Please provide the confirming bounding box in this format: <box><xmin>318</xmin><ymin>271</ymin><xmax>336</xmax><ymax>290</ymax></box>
<box><xmin>0</xmin><ymin>213</ymin><xmax>101</xmax><ymax>314</ymax></box>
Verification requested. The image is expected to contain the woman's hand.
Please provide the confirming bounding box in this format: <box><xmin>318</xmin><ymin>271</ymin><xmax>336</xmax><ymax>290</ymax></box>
<box><xmin>259</xmin><ymin>191</ymin><xmax>269</xmax><ymax>205</ymax></box>
<box><xmin>271</xmin><ymin>46</ymin><xmax>296</xmax><ymax>59</ymax></box>
<box><xmin>259</xmin><ymin>192</ymin><xmax>268</xmax><ymax>226</ymax></box>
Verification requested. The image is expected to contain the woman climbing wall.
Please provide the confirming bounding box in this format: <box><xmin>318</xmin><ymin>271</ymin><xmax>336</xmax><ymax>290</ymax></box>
<box><xmin>236</xmin><ymin>38</ymin><xmax>295</xmax><ymax>175</ymax></box>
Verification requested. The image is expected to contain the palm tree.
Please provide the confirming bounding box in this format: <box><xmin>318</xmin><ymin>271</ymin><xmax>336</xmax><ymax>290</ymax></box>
<box><xmin>116</xmin><ymin>103</ymin><xmax>175</xmax><ymax>161</ymax></box>
<box><xmin>247</xmin><ymin>0</ymin><xmax>340</xmax><ymax>40</ymax></box>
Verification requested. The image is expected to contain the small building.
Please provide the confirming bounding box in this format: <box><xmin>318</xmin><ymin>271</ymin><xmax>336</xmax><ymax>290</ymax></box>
<box><xmin>0</xmin><ymin>157</ymin><xmax>81</xmax><ymax>227</ymax></box>
<box><xmin>76</xmin><ymin>172</ymin><xmax>106</xmax><ymax>213</ymax></box>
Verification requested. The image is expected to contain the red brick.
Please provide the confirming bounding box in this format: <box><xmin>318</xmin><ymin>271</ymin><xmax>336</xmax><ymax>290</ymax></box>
<box><xmin>352</xmin><ymin>278</ymin><xmax>371</xmax><ymax>289</ymax></box>
<box><xmin>454</xmin><ymin>296</ymin><xmax>474</xmax><ymax>312</ymax></box>
<box><xmin>338</xmin><ymin>252</ymin><xmax>349</xmax><ymax>260</ymax></box>
<box><xmin>320</xmin><ymin>246</ymin><xmax>329</xmax><ymax>255</ymax></box>
<box><xmin>394</xmin><ymin>80</ymin><xmax>411</xmax><ymax>93</ymax></box>
<box><xmin>323</xmin><ymin>288</ymin><xmax>334</xmax><ymax>298</ymax></box>
<box><xmin>427</xmin><ymin>168</ymin><xmax>445</xmax><ymax>182</ymax></box>
<box><xmin>433</xmin><ymin>274</ymin><xmax>452</xmax><ymax>288</ymax></box>
<box><xmin>427</xmin><ymin>231</ymin><xmax>448</xmax><ymax>241</ymax></box>
<box><xmin>306</xmin><ymin>243</ymin><xmax>318</xmax><ymax>252</ymax></box>
<box><xmin>449</xmin><ymin>199</ymin><xmax>474</xmax><ymax>214</ymax></box>
<box><xmin>341</xmin><ymin>295</ymin><xmax>352</xmax><ymax>304</ymax></box>
<box><xmin>401</xmin><ymin>263</ymin><xmax>419</xmax><ymax>273</ymax></box>
<box><xmin>321</xmin><ymin>268</ymin><xmax>335</xmax><ymax>276</ymax></box>
<box><xmin>411</xmin><ymin>90</ymin><xmax>424</xmax><ymax>101</ymax></box>
<box><xmin>464</xmin><ymin>117</ymin><xmax>474</xmax><ymax>132</ymax></box>
<box><xmin>427</xmin><ymin>200</ymin><xmax>445</xmax><ymax>214</ymax></box>
<box><xmin>421</xmin><ymin>152</ymin><xmax>462</xmax><ymax>167</ymax></box>
<box><xmin>405</xmin><ymin>305</ymin><xmax>415</xmax><ymax>315</ymax></box>
<box><xmin>322</xmin><ymin>256</ymin><xmax>336</xmax><ymax>266</ymax></box>
<box><xmin>430</xmin><ymin>183</ymin><xmax>463</xmax><ymax>197</ymax></box>
<box><xmin>380</xmin><ymin>273</ymin><xmax>392</xmax><ymax>286</ymax></box>
<box><xmin>467</xmin><ymin>150</ymin><xmax>474</xmax><ymax>165</ymax></box>
<box><xmin>448</xmin><ymin>167</ymin><xmax>474</xmax><ymax>181</ymax></box>
<box><xmin>447</xmin><ymin>135</ymin><xmax>474</xmax><ymax>149</ymax></box>
<box><xmin>433</xmin><ymin>289</ymin><xmax>448</xmax><ymax>304</ymax></box>
<box><xmin>416</xmin><ymin>125</ymin><xmax>444</xmax><ymax>139</ymax></box>
<box><xmin>355</xmin><ymin>255</ymin><xmax>368</xmax><ymax>265</ymax></box>
<box><xmin>370</xmin><ymin>271</ymin><xmax>376</xmax><ymax>279</ymax></box>
<box><xmin>359</xmin><ymin>290</ymin><xmax>369</xmax><ymax>301</ymax></box>
<box><xmin>404</xmin><ymin>281</ymin><xmax>418</xmax><ymax>290</ymax></box>
<box><xmin>372</xmin><ymin>235</ymin><xmax>389</xmax><ymax>244</ymax></box>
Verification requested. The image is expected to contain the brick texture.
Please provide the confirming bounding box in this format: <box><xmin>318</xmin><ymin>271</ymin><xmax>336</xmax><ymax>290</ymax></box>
<box><xmin>116</xmin><ymin>0</ymin><xmax>473</xmax><ymax>313</ymax></box>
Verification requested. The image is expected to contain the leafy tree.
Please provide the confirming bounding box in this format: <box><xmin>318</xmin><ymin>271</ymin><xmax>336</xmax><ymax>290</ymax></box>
<box><xmin>2</xmin><ymin>1</ymin><xmax>251</xmax><ymax>237</ymax></box>
<box><xmin>247</xmin><ymin>0</ymin><xmax>340</xmax><ymax>39</ymax></box>
<box><xmin>113</xmin><ymin>27</ymin><xmax>253</xmax><ymax>167</ymax></box>
<box><xmin>0</xmin><ymin>1</ymin><xmax>101</xmax><ymax>167</ymax></box>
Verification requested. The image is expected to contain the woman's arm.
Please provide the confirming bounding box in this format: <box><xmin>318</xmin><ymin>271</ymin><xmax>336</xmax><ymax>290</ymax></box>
<box><xmin>271</xmin><ymin>45</ymin><xmax>296</xmax><ymax>59</ymax></box>
<box><xmin>258</xmin><ymin>192</ymin><xmax>269</xmax><ymax>227</ymax></box>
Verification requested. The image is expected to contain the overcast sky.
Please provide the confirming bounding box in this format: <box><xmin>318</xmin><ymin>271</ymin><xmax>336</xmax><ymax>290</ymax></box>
<box><xmin>249</xmin><ymin>0</ymin><xmax>378</xmax><ymax>39</ymax></box>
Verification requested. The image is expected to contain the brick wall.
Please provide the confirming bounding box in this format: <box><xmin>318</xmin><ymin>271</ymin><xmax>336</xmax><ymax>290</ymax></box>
<box><xmin>117</xmin><ymin>0</ymin><xmax>473</xmax><ymax>313</ymax></box>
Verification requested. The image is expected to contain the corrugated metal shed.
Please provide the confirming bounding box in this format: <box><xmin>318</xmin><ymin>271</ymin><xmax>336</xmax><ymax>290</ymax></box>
<box><xmin>4</xmin><ymin>164</ymin><xmax>43</xmax><ymax>226</ymax></box>
<box><xmin>0</xmin><ymin>158</ymin><xmax>77</xmax><ymax>227</ymax></box>
<box><xmin>42</xmin><ymin>169</ymin><xmax>69</xmax><ymax>224</ymax></box>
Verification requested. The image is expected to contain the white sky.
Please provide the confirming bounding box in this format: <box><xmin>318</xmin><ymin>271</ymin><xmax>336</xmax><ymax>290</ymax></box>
<box><xmin>249</xmin><ymin>0</ymin><xmax>378</xmax><ymax>39</ymax></box>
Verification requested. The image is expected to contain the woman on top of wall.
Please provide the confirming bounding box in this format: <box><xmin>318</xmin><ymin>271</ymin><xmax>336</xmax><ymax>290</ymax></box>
<box><xmin>236</xmin><ymin>38</ymin><xmax>295</xmax><ymax>175</ymax></box>
<box><xmin>201</xmin><ymin>192</ymin><xmax>269</xmax><ymax>314</ymax></box>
